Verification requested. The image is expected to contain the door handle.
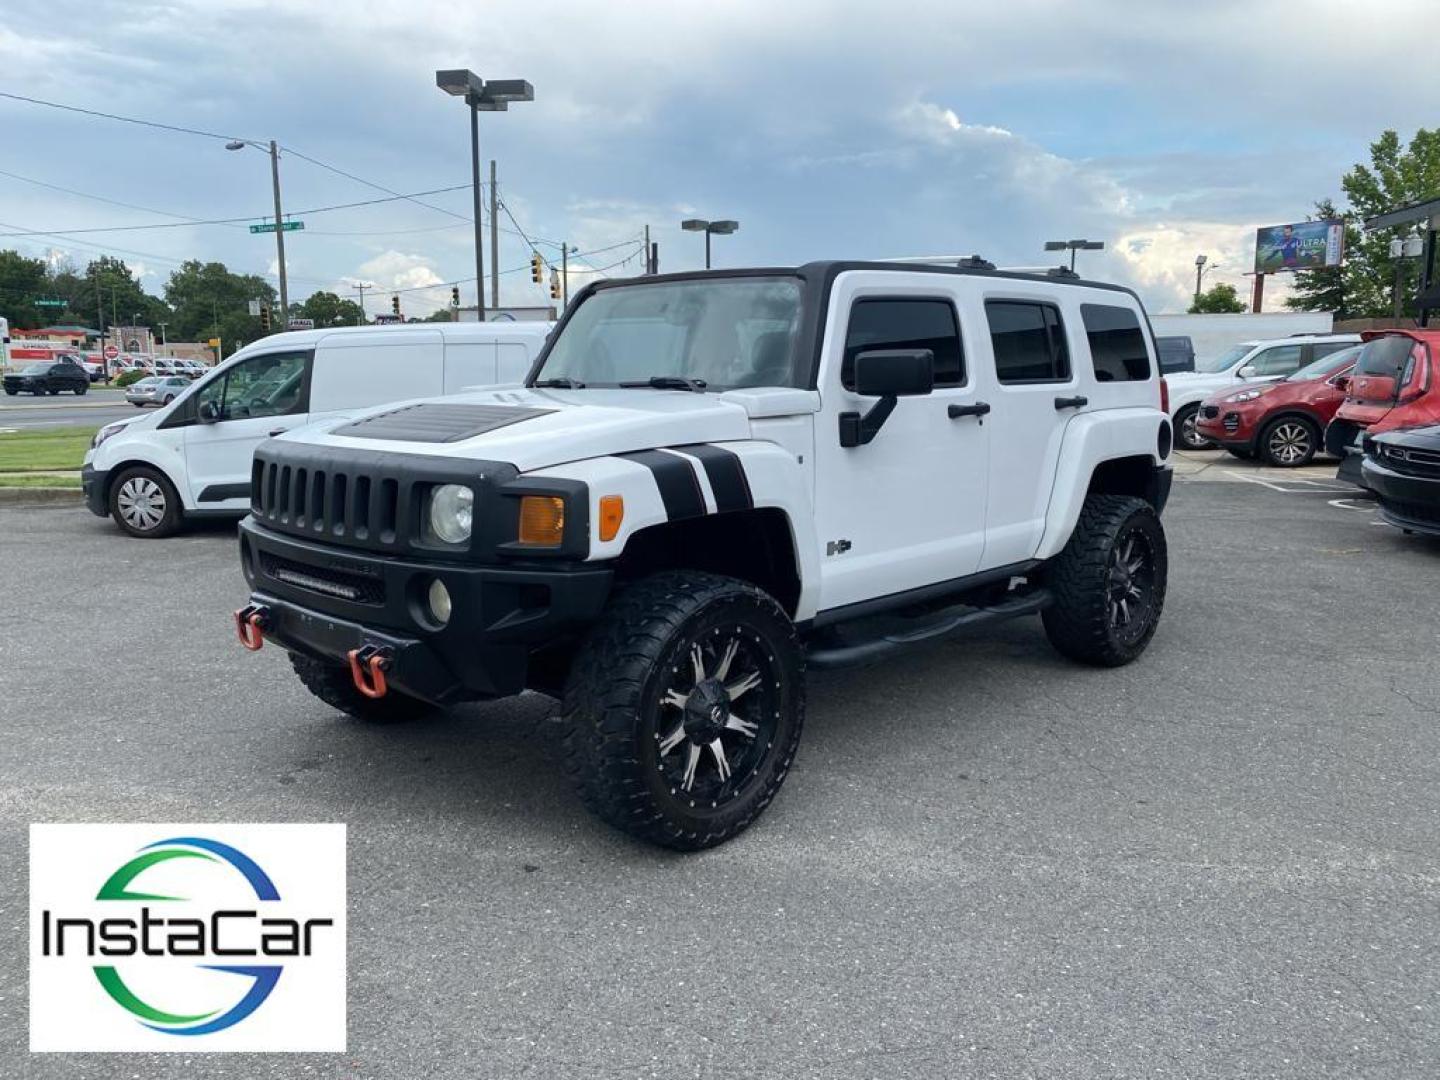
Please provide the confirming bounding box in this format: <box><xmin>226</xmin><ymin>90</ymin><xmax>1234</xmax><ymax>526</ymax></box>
<box><xmin>268</xmin><ymin>427</ymin><xmax>292</xmax><ymax>437</ymax></box>
<box><xmin>947</xmin><ymin>401</ymin><xmax>991</xmax><ymax>420</ymax></box>
<box><xmin>1054</xmin><ymin>395</ymin><xmax>1088</xmax><ymax>410</ymax></box>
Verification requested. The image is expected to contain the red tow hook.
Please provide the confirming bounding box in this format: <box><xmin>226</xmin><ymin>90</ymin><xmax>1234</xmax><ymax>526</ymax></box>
<box><xmin>346</xmin><ymin>644</ymin><xmax>392</xmax><ymax>699</ymax></box>
<box><xmin>234</xmin><ymin>604</ymin><xmax>270</xmax><ymax>651</ymax></box>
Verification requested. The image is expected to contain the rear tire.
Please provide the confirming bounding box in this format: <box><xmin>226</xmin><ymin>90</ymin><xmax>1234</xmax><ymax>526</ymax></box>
<box><xmin>1042</xmin><ymin>494</ymin><xmax>1167</xmax><ymax>667</ymax></box>
<box><xmin>108</xmin><ymin>466</ymin><xmax>182</xmax><ymax>538</ymax></box>
<box><xmin>289</xmin><ymin>653</ymin><xmax>437</xmax><ymax>723</ymax></box>
<box><xmin>1259</xmin><ymin>416</ymin><xmax>1318</xmax><ymax>468</ymax></box>
<box><xmin>558</xmin><ymin>571</ymin><xmax>804</xmax><ymax>850</ymax></box>
<box><xmin>75</xmin><ymin>383</ymin><xmax>87</xmax><ymax>396</ymax></box>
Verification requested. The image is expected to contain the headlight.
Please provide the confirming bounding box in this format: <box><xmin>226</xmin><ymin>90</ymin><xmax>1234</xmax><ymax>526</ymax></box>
<box><xmin>1225</xmin><ymin>389</ymin><xmax>1264</xmax><ymax>403</ymax></box>
<box><xmin>427</xmin><ymin>484</ymin><xmax>473</xmax><ymax>545</ymax></box>
<box><xmin>92</xmin><ymin>422</ymin><xmax>128</xmax><ymax>449</ymax></box>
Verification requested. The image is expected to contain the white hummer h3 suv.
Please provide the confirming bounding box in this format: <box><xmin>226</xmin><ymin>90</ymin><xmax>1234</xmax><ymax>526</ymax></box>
<box><xmin>235</xmin><ymin>260</ymin><xmax>1174</xmax><ymax>848</ymax></box>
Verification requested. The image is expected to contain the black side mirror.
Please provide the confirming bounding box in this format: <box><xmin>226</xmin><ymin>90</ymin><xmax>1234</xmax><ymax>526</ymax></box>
<box><xmin>853</xmin><ymin>349</ymin><xmax>934</xmax><ymax>397</ymax></box>
<box><xmin>840</xmin><ymin>348</ymin><xmax>934</xmax><ymax>447</ymax></box>
<box><xmin>198</xmin><ymin>400</ymin><xmax>221</xmax><ymax>423</ymax></box>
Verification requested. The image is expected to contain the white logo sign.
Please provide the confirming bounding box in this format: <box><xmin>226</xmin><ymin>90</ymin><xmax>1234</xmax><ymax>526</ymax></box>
<box><xmin>30</xmin><ymin>823</ymin><xmax>346</xmax><ymax>1053</ymax></box>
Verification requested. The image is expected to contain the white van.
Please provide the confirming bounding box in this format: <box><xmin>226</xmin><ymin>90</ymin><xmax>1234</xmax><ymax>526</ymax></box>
<box><xmin>82</xmin><ymin>321</ymin><xmax>552</xmax><ymax>537</ymax></box>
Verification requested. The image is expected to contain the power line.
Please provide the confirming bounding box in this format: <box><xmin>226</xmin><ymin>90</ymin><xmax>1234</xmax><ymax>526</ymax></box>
<box><xmin>0</xmin><ymin>90</ymin><xmax>258</xmax><ymax>144</ymax></box>
<box><xmin>279</xmin><ymin>146</ymin><xmax>472</xmax><ymax>224</ymax></box>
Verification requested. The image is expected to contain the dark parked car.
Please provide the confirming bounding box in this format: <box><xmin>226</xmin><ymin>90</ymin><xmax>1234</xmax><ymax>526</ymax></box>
<box><xmin>3</xmin><ymin>360</ymin><xmax>90</xmax><ymax>396</ymax></box>
<box><xmin>1155</xmin><ymin>335</ymin><xmax>1196</xmax><ymax>374</ymax></box>
<box><xmin>1361</xmin><ymin>424</ymin><xmax>1440</xmax><ymax>537</ymax></box>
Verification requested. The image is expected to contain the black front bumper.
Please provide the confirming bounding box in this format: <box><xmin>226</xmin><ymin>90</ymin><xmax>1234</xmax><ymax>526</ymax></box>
<box><xmin>1360</xmin><ymin>457</ymin><xmax>1440</xmax><ymax>536</ymax></box>
<box><xmin>239</xmin><ymin>517</ymin><xmax>613</xmax><ymax>702</ymax></box>
<box><xmin>81</xmin><ymin>465</ymin><xmax>108</xmax><ymax>517</ymax></box>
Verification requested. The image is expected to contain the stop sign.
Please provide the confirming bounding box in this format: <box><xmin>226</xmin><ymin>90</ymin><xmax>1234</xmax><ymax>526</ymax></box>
<box><xmin>103</xmin><ymin>344</ymin><xmax>119</xmax><ymax>360</ymax></box>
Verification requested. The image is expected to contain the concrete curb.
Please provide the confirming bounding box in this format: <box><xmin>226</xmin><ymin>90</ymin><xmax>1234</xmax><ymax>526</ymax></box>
<box><xmin>0</xmin><ymin>486</ymin><xmax>83</xmax><ymax>506</ymax></box>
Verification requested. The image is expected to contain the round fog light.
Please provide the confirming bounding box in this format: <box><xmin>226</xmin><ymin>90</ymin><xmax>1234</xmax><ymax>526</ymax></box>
<box><xmin>427</xmin><ymin>578</ymin><xmax>452</xmax><ymax>626</ymax></box>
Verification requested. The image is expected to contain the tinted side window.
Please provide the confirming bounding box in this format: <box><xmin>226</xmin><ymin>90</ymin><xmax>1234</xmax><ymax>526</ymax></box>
<box><xmin>842</xmin><ymin>298</ymin><xmax>963</xmax><ymax>389</ymax></box>
<box><xmin>1081</xmin><ymin>303</ymin><xmax>1151</xmax><ymax>382</ymax></box>
<box><xmin>1249</xmin><ymin>344</ymin><xmax>1303</xmax><ymax>377</ymax></box>
<box><xmin>985</xmin><ymin>301</ymin><xmax>1070</xmax><ymax>383</ymax></box>
<box><xmin>1310</xmin><ymin>341</ymin><xmax>1353</xmax><ymax>361</ymax></box>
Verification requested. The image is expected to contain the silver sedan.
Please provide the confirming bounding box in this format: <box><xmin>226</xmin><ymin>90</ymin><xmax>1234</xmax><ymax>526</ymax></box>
<box><xmin>126</xmin><ymin>376</ymin><xmax>191</xmax><ymax>408</ymax></box>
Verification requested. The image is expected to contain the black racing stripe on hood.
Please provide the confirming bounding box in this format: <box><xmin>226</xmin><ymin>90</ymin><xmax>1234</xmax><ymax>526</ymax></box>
<box><xmin>333</xmin><ymin>403</ymin><xmax>555</xmax><ymax>443</ymax></box>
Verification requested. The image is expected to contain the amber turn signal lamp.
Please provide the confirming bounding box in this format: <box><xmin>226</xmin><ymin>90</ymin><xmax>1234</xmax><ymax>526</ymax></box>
<box><xmin>598</xmin><ymin>495</ymin><xmax>624</xmax><ymax>541</ymax></box>
<box><xmin>517</xmin><ymin>495</ymin><xmax>565</xmax><ymax>546</ymax></box>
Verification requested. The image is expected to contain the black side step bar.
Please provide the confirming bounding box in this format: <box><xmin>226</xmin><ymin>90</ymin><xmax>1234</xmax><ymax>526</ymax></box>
<box><xmin>805</xmin><ymin>589</ymin><xmax>1053</xmax><ymax>669</ymax></box>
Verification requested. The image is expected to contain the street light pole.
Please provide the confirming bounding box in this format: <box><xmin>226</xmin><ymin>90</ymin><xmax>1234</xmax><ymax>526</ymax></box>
<box><xmin>436</xmin><ymin>70</ymin><xmax>534</xmax><ymax>324</ymax></box>
<box><xmin>269</xmin><ymin>140</ymin><xmax>288</xmax><ymax>318</ymax></box>
<box><xmin>1044</xmin><ymin>238</ymin><xmax>1105</xmax><ymax>272</ymax></box>
<box><xmin>1194</xmin><ymin>254</ymin><xmax>1208</xmax><ymax>306</ymax></box>
<box><xmin>469</xmin><ymin>104</ymin><xmax>485</xmax><ymax>322</ymax></box>
<box><xmin>682</xmin><ymin>218</ymin><xmax>740</xmax><ymax>269</ymax></box>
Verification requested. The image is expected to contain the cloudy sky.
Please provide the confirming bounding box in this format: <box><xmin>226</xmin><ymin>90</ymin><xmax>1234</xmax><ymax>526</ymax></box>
<box><xmin>2</xmin><ymin>0</ymin><xmax>1437</xmax><ymax>319</ymax></box>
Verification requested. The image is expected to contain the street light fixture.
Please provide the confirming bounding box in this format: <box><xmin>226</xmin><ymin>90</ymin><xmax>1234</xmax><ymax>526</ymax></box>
<box><xmin>681</xmin><ymin>218</ymin><xmax>740</xmax><ymax>269</ymax></box>
<box><xmin>435</xmin><ymin>69</ymin><xmax>534</xmax><ymax>322</ymax></box>
<box><xmin>226</xmin><ymin>138</ymin><xmax>290</xmax><ymax>317</ymax></box>
<box><xmin>1043</xmin><ymin>237</ymin><xmax>1104</xmax><ymax>271</ymax></box>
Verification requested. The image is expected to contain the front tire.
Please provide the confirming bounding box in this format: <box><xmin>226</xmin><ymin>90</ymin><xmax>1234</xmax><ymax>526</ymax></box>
<box><xmin>559</xmin><ymin>571</ymin><xmax>804</xmax><ymax>850</ymax></box>
<box><xmin>75</xmin><ymin>383</ymin><xmax>87</xmax><ymax>395</ymax></box>
<box><xmin>1259</xmin><ymin>416</ymin><xmax>1318</xmax><ymax>468</ymax></box>
<box><xmin>108</xmin><ymin>466</ymin><xmax>182</xmax><ymax>538</ymax></box>
<box><xmin>1042</xmin><ymin>494</ymin><xmax>1167</xmax><ymax>667</ymax></box>
<box><xmin>1175</xmin><ymin>404</ymin><xmax>1212</xmax><ymax>450</ymax></box>
<box><xmin>289</xmin><ymin>653</ymin><xmax>436</xmax><ymax>723</ymax></box>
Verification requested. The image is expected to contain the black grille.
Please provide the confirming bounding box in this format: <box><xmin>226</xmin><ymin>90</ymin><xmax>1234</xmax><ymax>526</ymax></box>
<box><xmin>1378</xmin><ymin>444</ymin><xmax>1440</xmax><ymax>479</ymax></box>
<box><xmin>1201</xmin><ymin>405</ymin><xmax>1220</xmax><ymax>419</ymax></box>
<box><xmin>259</xmin><ymin>551</ymin><xmax>385</xmax><ymax>605</ymax></box>
<box><xmin>251</xmin><ymin>455</ymin><xmax>404</xmax><ymax>547</ymax></box>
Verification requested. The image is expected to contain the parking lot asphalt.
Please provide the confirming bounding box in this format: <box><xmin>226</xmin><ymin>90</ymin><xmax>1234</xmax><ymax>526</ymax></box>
<box><xmin>3</xmin><ymin>482</ymin><xmax>1438</xmax><ymax>1079</ymax></box>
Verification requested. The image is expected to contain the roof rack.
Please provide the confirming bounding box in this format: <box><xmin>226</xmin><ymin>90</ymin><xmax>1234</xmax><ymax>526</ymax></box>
<box><xmin>885</xmin><ymin>254</ymin><xmax>996</xmax><ymax>270</ymax></box>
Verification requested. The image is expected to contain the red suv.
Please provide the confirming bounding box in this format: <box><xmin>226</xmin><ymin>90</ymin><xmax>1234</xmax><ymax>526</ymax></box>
<box><xmin>1326</xmin><ymin>329</ymin><xmax>1440</xmax><ymax>485</ymax></box>
<box><xmin>1194</xmin><ymin>345</ymin><xmax>1358</xmax><ymax>466</ymax></box>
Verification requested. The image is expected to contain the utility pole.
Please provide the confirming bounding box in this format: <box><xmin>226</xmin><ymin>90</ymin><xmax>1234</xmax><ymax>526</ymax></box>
<box><xmin>92</xmin><ymin>267</ymin><xmax>106</xmax><ymax>380</ymax></box>
<box><xmin>561</xmin><ymin>243</ymin><xmax>570</xmax><ymax>307</ymax></box>
<box><xmin>489</xmin><ymin>159</ymin><xmax>500</xmax><ymax>310</ymax></box>
<box><xmin>269</xmin><ymin>141</ymin><xmax>289</xmax><ymax>317</ymax></box>
<box><xmin>352</xmin><ymin>282</ymin><xmax>371</xmax><ymax>323</ymax></box>
<box><xmin>644</xmin><ymin>225</ymin><xmax>651</xmax><ymax>274</ymax></box>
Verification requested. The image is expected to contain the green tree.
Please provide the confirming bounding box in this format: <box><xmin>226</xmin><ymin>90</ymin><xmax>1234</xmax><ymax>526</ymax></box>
<box><xmin>66</xmin><ymin>256</ymin><xmax>167</xmax><ymax>334</ymax></box>
<box><xmin>421</xmin><ymin>307</ymin><xmax>457</xmax><ymax>323</ymax></box>
<box><xmin>293</xmin><ymin>290</ymin><xmax>365</xmax><ymax>328</ymax></box>
<box><xmin>1189</xmin><ymin>282</ymin><xmax>1246</xmax><ymax>314</ymax></box>
<box><xmin>1288</xmin><ymin>128</ymin><xmax>1440</xmax><ymax>319</ymax></box>
<box><xmin>164</xmin><ymin>260</ymin><xmax>274</xmax><ymax>357</ymax></box>
<box><xmin>0</xmin><ymin>249</ymin><xmax>51</xmax><ymax>329</ymax></box>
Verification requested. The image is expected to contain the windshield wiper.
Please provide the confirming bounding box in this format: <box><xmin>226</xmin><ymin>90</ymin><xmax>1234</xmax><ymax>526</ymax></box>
<box><xmin>533</xmin><ymin>377</ymin><xmax>586</xmax><ymax>388</ymax></box>
<box><xmin>618</xmin><ymin>375</ymin><xmax>708</xmax><ymax>392</ymax></box>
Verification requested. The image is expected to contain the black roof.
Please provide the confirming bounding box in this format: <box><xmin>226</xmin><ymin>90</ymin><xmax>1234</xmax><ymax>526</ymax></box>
<box><xmin>589</xmin><ymin>260</ymin><xmax>1137</xmax><ymax>297</ymax></box>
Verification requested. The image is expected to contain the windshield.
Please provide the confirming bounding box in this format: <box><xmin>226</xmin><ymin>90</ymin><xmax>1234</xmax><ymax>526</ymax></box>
<box><xmin>534</xmin><ymin>277</ymin><xmax>803</xmax><ymax>390</ymax></box>
<box><xmin>1287</xmin><ymin>346</ymin><xmax>1360</xmax><ymax>381</ymax></box>
<box><xmin>1196</xmin><ymin>344</ymin><xmax>1253</xmax><ymax>373</ymax></box>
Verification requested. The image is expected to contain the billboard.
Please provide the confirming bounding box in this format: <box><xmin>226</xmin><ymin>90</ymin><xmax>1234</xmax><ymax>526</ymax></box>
<box><xmin>1254</xmin><ymin>219</ymin><xmax>1344</xmax><ymax>273</ymax></box>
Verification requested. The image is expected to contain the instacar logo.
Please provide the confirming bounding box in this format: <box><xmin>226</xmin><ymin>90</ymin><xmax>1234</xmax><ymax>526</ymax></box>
<box><xmin>30</xmin><ymin>824</ymin><xmax>346</xmax><ymax>1053</ymax></box>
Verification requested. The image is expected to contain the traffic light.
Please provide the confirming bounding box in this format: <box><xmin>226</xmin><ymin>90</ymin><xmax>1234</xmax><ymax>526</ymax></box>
<box><xmin>450</xmin><ymin>285</ymin><xmax>460</xmax><ymax>308</ymax></box>
<box><xmin>531</xmin><ymin>252</ymin><xmax>543</xmax><ymax>283</ymax></box>
<box><xmin>549</xmin><ymin>268</ymin><xmax>561</xmax><ymax>301</ymax></box>
<box><xmin>259</xmin><ymin>303</ymin><xmax>271</xmax><ymax>332</ymax></box>
<box><xmin>391</xmin><ymin>295</ymin><xmax>400</xmax><ymax>317</ymax></box>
